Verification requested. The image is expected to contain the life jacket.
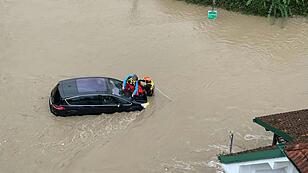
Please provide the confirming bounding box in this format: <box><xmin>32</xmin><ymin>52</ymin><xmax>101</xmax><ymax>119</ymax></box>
<box><xmin>123</xmin><ymin>74</ymin><xmax>137</xmax><ymax>90</ymax></box>
<box><xmin>125</xmin><ymin>82</ymin><xmax>135</xmax><ymax>93</ymax></box>
<box><xmin>132</xmin><ymin>80</ymin><xmax>145</xmax><ymax>96</ymax></box>
<box><xmin>137</xmin><ymin>83</ymin><xmax>144</xmax><ymax>95</ymax></box>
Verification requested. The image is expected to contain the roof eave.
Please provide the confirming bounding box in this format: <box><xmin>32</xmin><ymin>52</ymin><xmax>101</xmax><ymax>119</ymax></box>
<box><xmin>218</xmin><ymin>145</ymin><xmax>285</xmax><ymax>164</ymax></box>
<box><xmin>253</xmin><ymin>117</ymin><xmax>294</xmax><ymax>142</ymax></box>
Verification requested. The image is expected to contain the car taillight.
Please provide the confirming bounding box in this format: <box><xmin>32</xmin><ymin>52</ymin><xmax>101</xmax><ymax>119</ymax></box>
<box><xmin>52</xmin><ymin>104</ymin><xmax>65</xmax><ymax>110</ymax></box>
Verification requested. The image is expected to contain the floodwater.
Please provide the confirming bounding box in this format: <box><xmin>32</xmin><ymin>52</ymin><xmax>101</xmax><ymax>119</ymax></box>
<box><xmin>0</xmin><ymin>0</ymin><xmax>308</xmax><ymax>172</ymax></box>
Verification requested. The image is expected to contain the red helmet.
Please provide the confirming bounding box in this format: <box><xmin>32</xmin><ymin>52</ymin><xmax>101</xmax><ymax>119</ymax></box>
<box><xmin>143</xmin><ymin>76</ymin><xmax>152</xmax><ymax>82</ymax></box>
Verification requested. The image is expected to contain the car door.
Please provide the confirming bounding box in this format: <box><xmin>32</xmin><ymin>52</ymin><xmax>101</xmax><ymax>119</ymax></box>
<box><xmin>113</xmin><ymin>97</ymin><xmax>133</xmax><ymax>112</ymax></box>
<box><xmin>66</xmin><ymin>95</ymin><xmax>101</xmax><ymax>115</ymax></box>
<box><xmin>97</xmin><ymin>95</ymin><xmax>119</xmax><ymax>113</ymax></box>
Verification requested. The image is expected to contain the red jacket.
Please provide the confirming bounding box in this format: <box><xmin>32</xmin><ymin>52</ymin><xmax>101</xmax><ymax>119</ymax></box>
<box><xmin>125</xmin><ymin>83</ymin><xmax>135</xmax><ymax>93</ymax></box>
<box><xmin>125</xmin><ymin>82</ymin><xmax>144</xmax><ymax>96</ymax></box>
<box><xmin>137</xmin><ymin>84</ymin><xmax>144</xmax><ymax>95</ymax></box>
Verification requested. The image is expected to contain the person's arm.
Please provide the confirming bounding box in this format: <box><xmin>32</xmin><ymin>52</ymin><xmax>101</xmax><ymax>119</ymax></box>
<box><xmin>132</xmin><ymin>81</ymin><xmax>139</xmax><ymax>96</ymax></box>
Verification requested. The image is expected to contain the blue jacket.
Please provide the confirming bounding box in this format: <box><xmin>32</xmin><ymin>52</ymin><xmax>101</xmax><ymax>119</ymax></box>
<box><xmin>123</xmin><ymin>74</ymin><xmax>139</xmax><ymax>96</ymax></box>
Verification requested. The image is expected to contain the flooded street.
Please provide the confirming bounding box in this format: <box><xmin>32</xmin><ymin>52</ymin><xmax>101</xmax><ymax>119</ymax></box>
<box><xmin>1</xmin><ymin>0</ymin><xmax>308</xmax><ymax>172</ymax></box>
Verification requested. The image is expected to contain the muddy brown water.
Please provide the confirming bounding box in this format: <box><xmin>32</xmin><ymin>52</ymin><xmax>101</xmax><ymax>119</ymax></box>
<box><xmin>0</xmin><ymin>0</ymin><xmax>308</xmax><ymax>172</ymax></box>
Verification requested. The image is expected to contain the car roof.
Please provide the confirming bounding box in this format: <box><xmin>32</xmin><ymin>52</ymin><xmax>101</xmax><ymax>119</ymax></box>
<box><xmin>58</xmin><ymin>77</ymin><xmax>121</xmax><ymax>98</ymax></box>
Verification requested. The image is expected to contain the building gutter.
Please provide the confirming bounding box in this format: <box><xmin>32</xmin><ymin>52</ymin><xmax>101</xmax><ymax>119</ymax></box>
<box><xmin>218</xmin><ymin>144</ymin><xmax>285</xmax><ymax>164</ymax></box>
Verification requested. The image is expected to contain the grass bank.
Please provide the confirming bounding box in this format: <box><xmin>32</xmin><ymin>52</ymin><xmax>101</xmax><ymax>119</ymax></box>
<box><xmin>180</xmin><ymin>0</ymin><xmax>308</xmax><ymax>17</ymax></box>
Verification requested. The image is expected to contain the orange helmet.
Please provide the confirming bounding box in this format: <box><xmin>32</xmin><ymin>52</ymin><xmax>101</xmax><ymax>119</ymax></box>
<box><xmin>143</xmin><ymin>76</ymin><xmax>152</xmax><ymax>83</ymax></box>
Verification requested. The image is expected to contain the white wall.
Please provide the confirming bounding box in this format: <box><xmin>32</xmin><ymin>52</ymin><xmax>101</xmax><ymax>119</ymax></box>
<box><xmin>221</xmin><ymin>157</ymin><xmax>299</xmax><ymax>173</ymax></box>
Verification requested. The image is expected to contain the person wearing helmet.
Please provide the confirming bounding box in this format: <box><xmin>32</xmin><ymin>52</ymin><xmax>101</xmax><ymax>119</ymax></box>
<box><xmin>142</xmin><ymin>76</ymin><xmax>155</xmax><ymax>96</ymax></box>
<box><xmin>123</xmin><ymin>74</ymin><xmax>137</xmax><ymax>90</ymax></box>
<box><xmin>132</xmin><ymin>79</ymin><xmax>145</xmax><ymax>96</ymax></box>
<box><xmin>131</xmin><ymin>78</ymin><xmax>148</xmax><ymax>102</ymax></box>
<box><xmin>123</xmin><ymin>74</ymin><xmax>144</xmax><ymax>97</ymax></box>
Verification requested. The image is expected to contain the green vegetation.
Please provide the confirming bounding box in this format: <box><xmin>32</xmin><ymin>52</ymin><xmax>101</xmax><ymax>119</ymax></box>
<box><xmin>181</xmin><ymin>0</ymin><xmax>308</xmax><ymax>17</ymax></box>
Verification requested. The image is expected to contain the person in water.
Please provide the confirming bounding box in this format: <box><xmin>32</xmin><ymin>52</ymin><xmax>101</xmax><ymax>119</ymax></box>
<box><xmin>141</xmin><ymin>76</ymin><xmax>154</xmax><ymax>96</ymax></box>
<box><xmin>122</xmin><ymin>74</ymin><xmax>144</xmax><ymax>97</ymax></box>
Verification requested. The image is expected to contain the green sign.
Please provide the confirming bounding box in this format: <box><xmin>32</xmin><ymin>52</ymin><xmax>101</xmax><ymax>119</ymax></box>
<box><xmin>208</xmin><ymin>10</ymin><xmax>217</xmax><ymax>20</ymax></box>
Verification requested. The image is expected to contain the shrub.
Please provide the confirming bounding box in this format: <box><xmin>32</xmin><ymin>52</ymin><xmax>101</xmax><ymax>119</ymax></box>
<box><xmin>180</xmin><ymin>0</ymin><xmax>308</xmax><ymax>17</ymax></box>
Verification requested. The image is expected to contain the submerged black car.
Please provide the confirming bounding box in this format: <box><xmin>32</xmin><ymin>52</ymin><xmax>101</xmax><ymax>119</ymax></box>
<box><xmin>49</xmin><ymin>77</ymin><xmax>149</xmax><ymax>116</ymax></box>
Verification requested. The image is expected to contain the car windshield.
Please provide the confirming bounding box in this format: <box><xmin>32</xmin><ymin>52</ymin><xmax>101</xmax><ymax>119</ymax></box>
<box><xmin>109</xmin><ymin>79</ymin><xmax>126</xmax><ymax>97</ymax></box>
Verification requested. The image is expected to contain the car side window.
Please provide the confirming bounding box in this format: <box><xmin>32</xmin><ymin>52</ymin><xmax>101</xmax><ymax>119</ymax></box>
<box><xmin>67</xmin><ymin>95</ymin><xmax>100</xmax><ymax>105</ymax></box>
<box><xmin>67</xmin><ymin>97</ymin><xmax>81</xmax><ymax>105</ymax></box>
<box><xmin>101</xmin><ymin>96</ymin><xmax>118</xmax><ymax>105</ymax></box>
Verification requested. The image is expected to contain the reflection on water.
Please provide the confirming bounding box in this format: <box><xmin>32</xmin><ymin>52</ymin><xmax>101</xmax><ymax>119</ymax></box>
<box><xmin>130</xmin><ymin>0</ymin><xmax>139</xmax><ymax>20</ymax></box>
<box><xmin>0</xmin><ymin>0</ymin><xmax>308</xmax><ymax>172</ymax></box>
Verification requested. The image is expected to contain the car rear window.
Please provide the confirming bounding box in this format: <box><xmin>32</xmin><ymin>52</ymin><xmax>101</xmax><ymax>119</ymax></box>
<box><xmin>51</xmin><ymin>85</ymin><xmax>61</xmax><ymax>105</ymax></box>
